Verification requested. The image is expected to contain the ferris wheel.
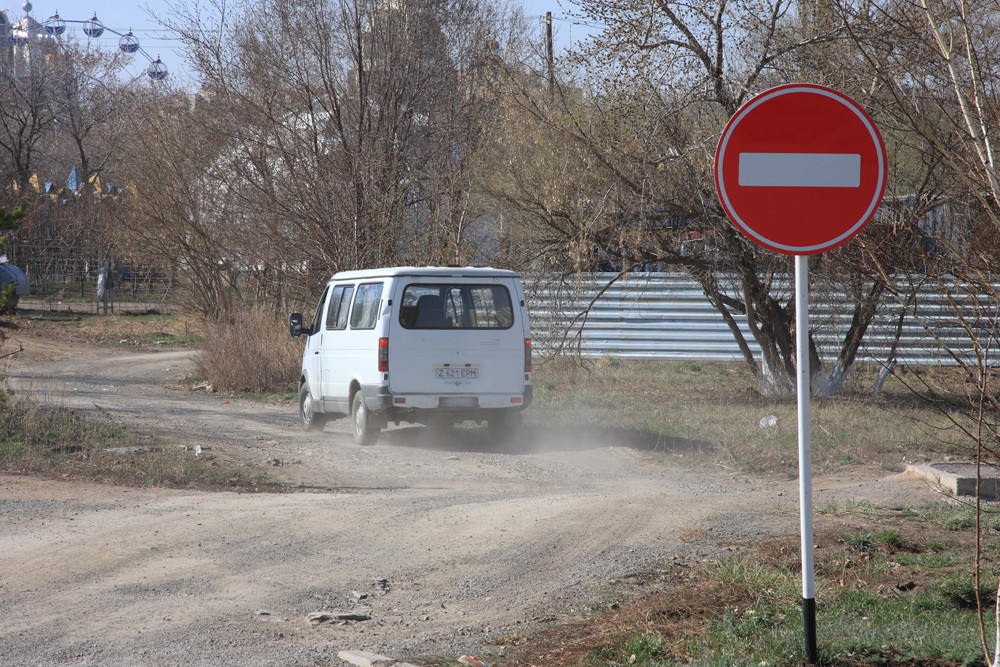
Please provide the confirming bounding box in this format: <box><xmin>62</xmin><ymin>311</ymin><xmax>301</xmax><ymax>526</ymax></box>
<box><xmin>2</xmin><ymin>1</ymin><xmax>168</xmax><ymax>80</ymax></box>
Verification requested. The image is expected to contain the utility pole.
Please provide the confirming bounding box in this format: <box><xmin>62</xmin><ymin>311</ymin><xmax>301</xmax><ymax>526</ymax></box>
<box><xmin>545</xmin><ymin>11</ymin><xmax>554</xmax><ymax>99</ymax></box>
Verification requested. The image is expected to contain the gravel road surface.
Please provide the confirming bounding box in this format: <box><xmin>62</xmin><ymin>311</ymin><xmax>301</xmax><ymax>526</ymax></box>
<box><xmin>0</xmin><ymin>333</ymin><xmax>942</xmax><ymax>665</ymax></box>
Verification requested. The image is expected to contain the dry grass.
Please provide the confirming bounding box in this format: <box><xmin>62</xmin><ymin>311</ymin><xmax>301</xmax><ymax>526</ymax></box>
<box><xmin>529</xmin><ymin>357</ymin><xmax>967</xmax><ymax>476</ymax></box>
<box><xmin>194</xmin><ymin>304</ymin><xmax>302</xmax><ymax>394</ymax></box>
<box><xmin>0</xmin><ymin>307</ymin><xmax>280</xmax><ymax>491</ymax></box>
<box><xmin>0</xmin><ymin>389</ymin><xmax>277</xmax><ymax>491</ymax></box>
<box><xmin>9</xmin><ymin>306</ymin><xmax>201</xmax><ymax>347</ymax></box>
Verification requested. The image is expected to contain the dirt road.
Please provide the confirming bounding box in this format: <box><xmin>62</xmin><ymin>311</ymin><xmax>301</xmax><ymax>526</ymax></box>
<box><xmin>0</xmin><ymin>332</ymin><xmax>942</xmax><ymax>666</ymax></box>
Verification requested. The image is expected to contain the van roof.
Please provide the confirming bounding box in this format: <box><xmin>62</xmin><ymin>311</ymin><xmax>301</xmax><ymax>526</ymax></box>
<box><xmin>329</xmin><ymin>266</ymin><xmax>521</xmax><ymax>281</ymax></box>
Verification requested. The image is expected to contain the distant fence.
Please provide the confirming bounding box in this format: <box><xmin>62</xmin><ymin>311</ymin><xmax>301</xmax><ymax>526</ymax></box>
<box><xmin>526</xmin><ymin>273</ymin><xmax>993</xmax><ymax>366</ymax></box>
<box><xmin>9</xmin><ymin>244</ymin><xmax>176</xmax><ymax>305</ymax></box>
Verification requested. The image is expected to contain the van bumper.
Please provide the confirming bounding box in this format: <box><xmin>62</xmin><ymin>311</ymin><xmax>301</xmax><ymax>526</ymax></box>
<box><xmin>360</xmin><ymin>384</ymin><xmax>532</xmax><ymax>412</ymax></box>
<box><xmin>361</xmin><ymin>384</ymin><xmax>395</xmax><ymax>411</ymax></box>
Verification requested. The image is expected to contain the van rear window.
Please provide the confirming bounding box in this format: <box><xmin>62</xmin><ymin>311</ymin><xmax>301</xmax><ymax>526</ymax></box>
<box><xmin>399</xmin><ymin>284</ymin><xmax>514</xmax><ymax>330</ymax></box>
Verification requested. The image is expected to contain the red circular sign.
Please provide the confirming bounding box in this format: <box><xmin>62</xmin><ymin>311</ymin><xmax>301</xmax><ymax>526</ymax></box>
<box><xmin>714</xmin><ymin>84</ymin><xmax>887</xmax><ymax>255</ymax></box>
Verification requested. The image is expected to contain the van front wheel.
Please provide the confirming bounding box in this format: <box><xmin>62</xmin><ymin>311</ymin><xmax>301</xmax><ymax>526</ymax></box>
<box><xmin>352</xmin><ymin>392</ymin><xmax>380</xmax><ymax>446</ymax></box>
<box><xmin>299</xmin><ymin>383</ymin><xmax>328</xmax><ymax>432</ymax></box>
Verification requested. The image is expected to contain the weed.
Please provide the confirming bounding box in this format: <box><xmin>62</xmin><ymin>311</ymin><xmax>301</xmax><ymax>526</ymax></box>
<box><xmin>912</xmin><ymin>503</ymin><xmax>1000</xmax><ymax>535</ymax></box>
<box><xmin>847</xmin><ymin>533</ymin><xmax>875</xmax><ymax>553</ymax></box>
<box><xmin>938</xmin><ymin>573</ymin><xmax>996</xmax><ymax>610</ymax></box>
<box><xmin>843</xmin><ymin>499</ymin><xmax>880</xmax><ymax>518</ymax></box>
<box><xmin>149</xmin><ymin>334</ymin><xmax>186</xmax><ymax>345</ymax></box>
<box><xmin>231</xmin><ymin>390</ymin><xmax>297</xmax><ymax>404</ymax></box>
<box><xmin>896</xmin><ymin>551</ymin><xmax>961</xmax><ymax>569</ymax></box>
<box><xmin>0</xmin><ymin>437</ymin><xmax>24</xmax><ymax>460</ymax></box>
<box><xmin>596</xmin><ymin>355</ymin><xmax>621</xmax><ymax>370</ymax></box>
<box><xmin>946</xmin><ymin>515</ymin><xmax>975</xmax><ymax>531</ymax></box>
<box><xmin>816</xmin><ymin>501</ymin><xmax>841</xmax><ymax>515</ymax></box>
<box><xmin>876</xmin><ymin>528</ymin><xmax>903</xmax><ymax>550</ymax></box>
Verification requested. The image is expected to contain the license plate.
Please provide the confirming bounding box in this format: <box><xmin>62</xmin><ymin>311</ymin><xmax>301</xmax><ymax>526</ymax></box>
<box><xmin>435</xmin><ymin>367</ymin><xmax>479</xmax><ymax>379</ymax></box>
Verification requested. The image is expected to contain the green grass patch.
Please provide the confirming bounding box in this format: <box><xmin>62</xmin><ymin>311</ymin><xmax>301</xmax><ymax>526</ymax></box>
<box><xmin>908</xmin><ymin>503</ymin><xmax>1000</xmax><ymax>535</ymax></box>
<box><xmin>714</xmin><ymin>553</ymin><xmax>800</xmax><ymax>605</ymax></box>
<box><xmin>598</xmin><ymin>632</ymin><xmax>672</xmax><ymax>666</ymax></box>
<box><xmin>149</xmin><ymin>333</ymin><xmax>187</xmax><ymax>345</ymax></box>
<box><xmin>505</xmin><ymin>500</ymin><xmax>999</xmax><ymax>667</ymax></box>
<box><xmin>230</xmin><ymin>390</ymin><xmax>297</xmax><ymax>404</ymax></box>
<box><xmin>667</xmin><ymin>584</ymin><xmax>989</xmax><ymax>666</ymax></box>
<box><xmin>584</xmin><ymin>576</ymin><xmax>991</xmax><ymax>667</ymax></box>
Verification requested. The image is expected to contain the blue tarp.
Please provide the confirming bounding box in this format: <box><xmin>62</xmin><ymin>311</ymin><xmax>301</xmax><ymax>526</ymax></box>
<box><xmin>0</xmin><ymin>262</ymin><xmax>29</xmax><ymax>295</ymax></box>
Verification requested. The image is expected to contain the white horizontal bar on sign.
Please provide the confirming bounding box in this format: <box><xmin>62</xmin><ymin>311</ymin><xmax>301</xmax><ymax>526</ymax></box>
<box><xmin>738</xmin><ymin>153</ymin><xmax>861</xmax><ymax>188</ymax></box>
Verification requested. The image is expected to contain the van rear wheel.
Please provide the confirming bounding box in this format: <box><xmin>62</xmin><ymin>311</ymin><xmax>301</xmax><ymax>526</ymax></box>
<box><xmin>352</xmin><ymin>392</ymin><xmax>380</xmax><ymax>446</ymax></box>
<box><xmin>299</xmin><ymin>383</ymin><xmax>328</xmax><ymax>431</ymax></box>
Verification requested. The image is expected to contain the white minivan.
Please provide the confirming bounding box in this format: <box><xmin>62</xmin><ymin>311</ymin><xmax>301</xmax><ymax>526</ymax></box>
<box><xmin>289</xmin><ymin>266</ymin><xmax>532</xmax><ymax>445</ymax></box>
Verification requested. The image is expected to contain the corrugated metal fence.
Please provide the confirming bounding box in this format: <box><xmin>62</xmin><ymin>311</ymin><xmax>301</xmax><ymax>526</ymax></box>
<box><xmin>526</xmin><ymin>273</ymin><xmax>994</xmax><ymax>366</ymax></box>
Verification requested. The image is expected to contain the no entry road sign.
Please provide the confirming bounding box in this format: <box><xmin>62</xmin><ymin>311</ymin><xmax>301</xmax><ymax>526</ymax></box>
<box><xmin>714</xmin><ymin>83</ymin><xmax>887</xmax><ymax>254</ymax></box>
<box><xmin>714</xmin><ymin>83</ymin><xmax>890</xmax><ymax>665</ymax></box>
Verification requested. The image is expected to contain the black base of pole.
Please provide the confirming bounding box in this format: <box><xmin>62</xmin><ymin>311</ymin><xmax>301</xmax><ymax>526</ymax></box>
<box><xmin>803</xmin><ymin>596</ymin><xmax>817</xmax><ymax>665</ymax></box>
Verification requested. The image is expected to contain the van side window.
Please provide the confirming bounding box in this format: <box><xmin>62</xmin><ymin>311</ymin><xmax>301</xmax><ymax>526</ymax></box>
<box><xmin>349</xmin><ymin>282</ymin><xmax>383</xmax><ymax>329</ymax></box>
<box><xmin>310</xmin><ymin>286</ymin><xmax>331</xmax><ymax>334</ymax></box>
<box><xmin>325</xmin><ymin>285</ymin><xmax>355</xmax><ymax>330</ymax></box>
<box><xmin>399</xmin><ymin>284</ymin><xmax>514</xmax><ymax>329</ymax></box>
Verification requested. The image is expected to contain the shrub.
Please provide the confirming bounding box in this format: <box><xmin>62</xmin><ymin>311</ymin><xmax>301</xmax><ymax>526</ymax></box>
<box><xmin>194</xmin><ymin>304</ymin><xmax>301</xmax><ymax>394</ymax></box>
<box><xmin>0</xmin><ymin>283</ymin><xmax>18</xmax><ymax>314</ymax></box>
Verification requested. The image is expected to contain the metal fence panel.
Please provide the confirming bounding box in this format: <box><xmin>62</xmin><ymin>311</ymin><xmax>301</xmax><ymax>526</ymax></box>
<box><xmin>526</xmin><ymin>273</ymin><xmax>993</xmax><ymax>366</ymax></box>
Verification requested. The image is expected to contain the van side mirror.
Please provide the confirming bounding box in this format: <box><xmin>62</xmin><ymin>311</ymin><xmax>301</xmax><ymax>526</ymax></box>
<box><xmin>289</xmin><ymin>313</ymin><xmax>305</xmax><ymax>338</ymax></box>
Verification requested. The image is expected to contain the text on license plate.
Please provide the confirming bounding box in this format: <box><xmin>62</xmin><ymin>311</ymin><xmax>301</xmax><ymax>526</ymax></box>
<box><xmin>435</xmin><ymin>367</ymin><xmax>479</xmax><ymax>379</ymax></box>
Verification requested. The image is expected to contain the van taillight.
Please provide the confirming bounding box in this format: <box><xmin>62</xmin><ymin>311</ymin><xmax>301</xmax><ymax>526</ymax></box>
<box><xmin>524</xmin><ymin>338</ymin><xmax>532</xmax><ymax>372</ymax></box>
<box><xmin>378</xmin><ymin>337</ymin><xmax>389</xmax><ymax>372</ymax></box>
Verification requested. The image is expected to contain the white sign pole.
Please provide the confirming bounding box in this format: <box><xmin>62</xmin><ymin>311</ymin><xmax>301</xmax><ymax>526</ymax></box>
<box><xmin>795</xmin><ymin>254</ymin><xmax>818</xmax><ymax>664</ymax></box>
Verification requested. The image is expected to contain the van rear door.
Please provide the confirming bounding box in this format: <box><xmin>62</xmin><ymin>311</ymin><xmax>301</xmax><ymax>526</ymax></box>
<box><xmin>388</xmin><ymin>279</ymin><xmax>526</xmax><ymax>396</ymax></box>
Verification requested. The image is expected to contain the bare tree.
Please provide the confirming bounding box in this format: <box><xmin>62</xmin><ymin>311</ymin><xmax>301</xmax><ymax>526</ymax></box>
<box><xmin>52</xmin><ymin>45</ymin><xmax>130</xmax><ymax>192</ymax></box>
<box><xmin>115</xmin><ymin>86</ymin><xmax>235</xmax><ymax>314</ymax></box>
<box><xmin>836</xmin><ymin>0</ymin><xmax>1000</xmax><ymax>663</ymax></box>
<box><xmin>487</xmin><ymin>0</ymin><xmax>915</xmax><ymax>395</ymax></box>
<box><xmin>148</xmin><ymin>0</ymin><xmax>524</xmax><ymax>308</ymax></box>
<box><xmin>0</xmin><ymin>30</ymin><xmax>152</xmax><ymax>305</ymax></box>
<box><xmin>0</xmin><ymin>40</ymin><xmax>62</xmax><ymax>197</ymax></box>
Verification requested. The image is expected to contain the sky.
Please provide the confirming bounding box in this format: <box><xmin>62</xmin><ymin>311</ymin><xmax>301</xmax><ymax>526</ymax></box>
<box><xmin>2</xmin><ymin>0</ymin><xmax>597</xmax><ymax>89</ymax></box>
